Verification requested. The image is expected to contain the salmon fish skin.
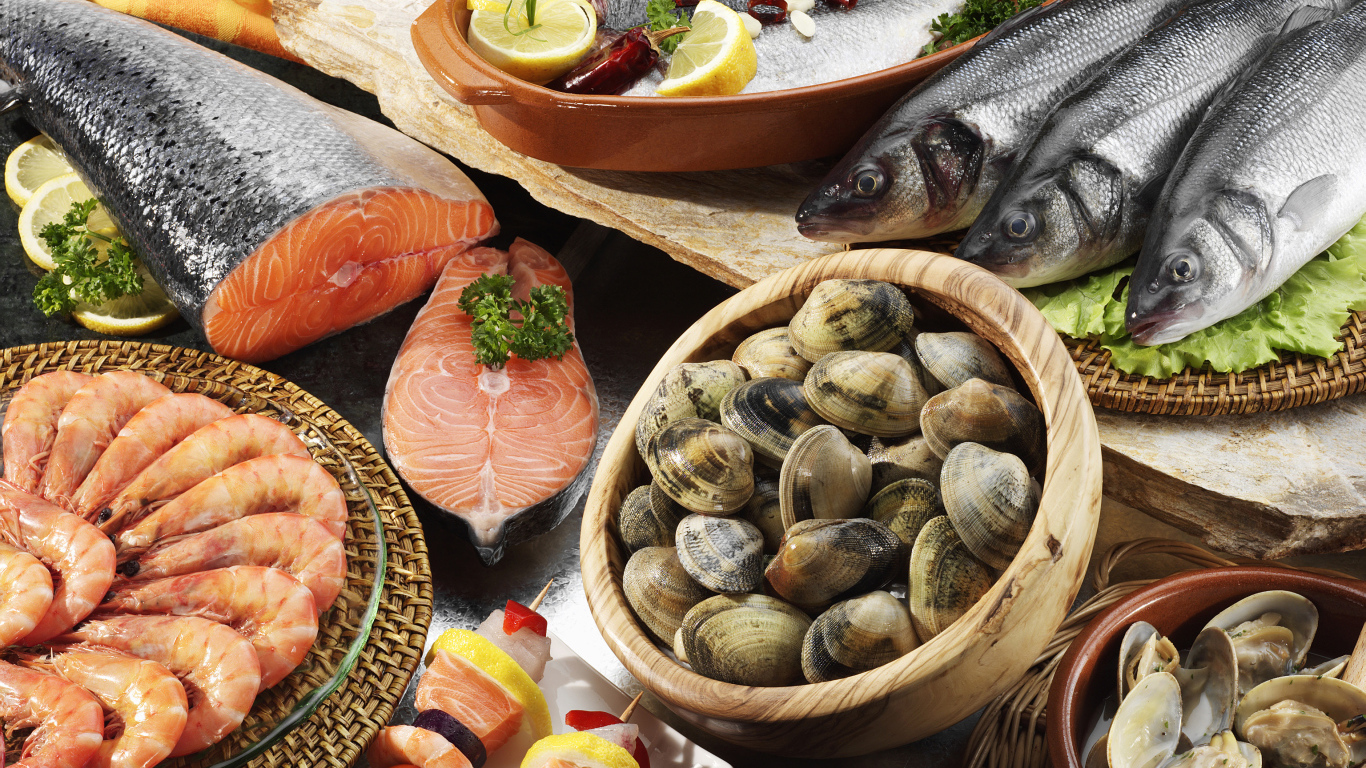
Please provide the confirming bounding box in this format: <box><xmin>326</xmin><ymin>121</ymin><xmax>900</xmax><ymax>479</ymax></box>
<box><xmin>383</xmin><ymin>240</ymin><xmax>599</xmax><ymax>565</ymax></box>
<box><xmin>956</xmin><ymin>0</ymin><xmax>1344</xmax><ymax>288</ymax></box>
<box><xmin>0</xmin><ymin>0</ymin><xmax>498</xmax><ymax>362</ymax></box>
<box><xmin>795</xmin><ymin>0</ymin><xmax>1194</xmax><ymax>244</ymax></box>
<box><xmin>1127</xmin><ymin>1</ymin><xmax>1366</xmax><ymax>345</ymax></box>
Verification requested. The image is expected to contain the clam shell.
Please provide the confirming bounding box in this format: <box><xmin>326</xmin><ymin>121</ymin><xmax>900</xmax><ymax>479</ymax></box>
<box><xmin>617</xmin><ymin>484</ymin><xmax>683</xmax><ymax>553</ymax></box>
<box><xmin>1106</xmin><ymin>672</ymin><xmax>1182</xmax><ymax>768</ymax></box>
<box><xmin>920</xmin><ymin>379</ymin><xmax>1046</xmax><ymax>477</ymax></box>
<box><xmin>739</xmin><ymin>472</ymin><xmax>784</xmax><ymax>554</ymax></box>
<box><xmin>803</xmin><ymin>351</ymin><xmax>927</xmax><ymax>438</ymax></box>
<box><xmin>675</xmin><ymin>514</ymin><xmax>765</xmax><ymax>593</ymax></box>
<box><xmin>651</xmin><ymin>418</ymin><xmax>755</xmax><ymax>515</ymax></box>
<box><xmin>635</xmin><ymin>361</ymin><xmax>748</xmax><ymax>463</ymax></box>
<box><xmin>800</xmin><ymin>591</ymin><xmax>919</xmax><ymax>683</ymax></box>
<box><xmin>1175</xmin><ymin>627</ymin><xmax>1238</xmax><ymax>749</ymax></box>
<box><xmin>1235</xmin><ymin>675</ymin><xmax>1366</xmax><ymax>765</ymax></box>
<box><xmin>867</xmin><ymin>434</ymin><xmax>943</xmax><ymax>496</ymax></box>
<box><xmin>720</xmin><ymin>378</ymin><xmax>827</xmax><ymax>468</ymax></box>
<box><xmin>788</xmin><ymin>279</ymin><xmax>916</xmax><ymax>363</ymax></box>
<box><xmin>907</xmin><ymin>516</ymin><xmax>994</xmax><ymax>641</ymax></box>
<box><xmin>892</xmin><ymin>338</ymin><xmax>944</xmax><ymax>399</ymax></box>
<box><xmin>941</xmin><ymin>442</ymin><xmax>1039</xmax><ymax>572</ymax></box>
<box><xmin>732</xmin><ymin>327</ymin><xmax>812</xmax><ymax>382</ymax></box>
<box><xmin>764</xmin><ymin>518</ymin><xmax>903</xmax><ymax>612</ymax></box>
<box><xmin>1117</xmin><ymin>621</ymin><xmax>1178</xmax><ymax>702</ymax></box>
<box><xmin>863</xmin><ymin>478</ymin><xmax>944</xmax><ymax>555</ymax></box>
<box><xmin>623</xmin><ymin>546</ymin><xmax>712</xmax><ymax>644</ymax></box>
<box><xmin>1203</xmin><ymin>590</ymin><xmax>1319</xmax><ymax>696</ymax></box>
<box><xmin>778</xmin><ymin>425</ymin><xmax>872</xmax><ymax>529</ymax></box>
<box><xmin>681</xmin><ymin>594</ymin><xmax>812</xmax><ymax>686</ymax></box>
<box><xmin>914</xmin><ymin>332</ymin><xmax>1014</xmax><ymax>390</ymax></box>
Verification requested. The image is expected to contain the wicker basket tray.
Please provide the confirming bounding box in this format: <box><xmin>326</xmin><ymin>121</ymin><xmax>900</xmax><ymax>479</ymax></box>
<box><xmin>0</xmin><ymin>340</ymin><xmax>433</xmax><ymax>768</ymax></box>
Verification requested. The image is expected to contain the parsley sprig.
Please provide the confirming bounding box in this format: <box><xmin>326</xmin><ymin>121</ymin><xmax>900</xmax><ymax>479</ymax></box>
<box><xmin>645</xmin><ymin>0</ymin><xmax>691</xmax><ymax>54</ymax></box>
<box><xmin>920</xmin><ymin>0</ymin><xmax>1043</xmax><ymax>57</ymax></box>
<box><xmin>458</xmin><ymin>273</ymin><xmax>575</xmax><ymax>368</ymax></box>
<box><xmin>33</xmin><ymin>199</ymin><xmax>144</xmax><ymax>316</ymax></box>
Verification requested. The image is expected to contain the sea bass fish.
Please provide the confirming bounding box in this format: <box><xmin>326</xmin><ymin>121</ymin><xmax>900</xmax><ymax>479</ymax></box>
<box><xmin>957</xmin><ymin>0</ymin><xmax>1342</xmax><ymax>289</ymax></box>
<box><xmin>1127</xmin><ymin>1</ymin><xmax>1366</xmax><ymax>345</ymax></box>
<box><xmin>795</xmin><ymin>0</ymin><xmax>1193</xmax><ymax>243</ymax></box>
<box><xmin>0</xmin><ymin>0</ymin><xmax>498</xmax><ymax>363</ymax></box>
<box><xmin>383</xmin><ymin>240</ymin><xmax>599</xmax><ymax>565</ymax></box>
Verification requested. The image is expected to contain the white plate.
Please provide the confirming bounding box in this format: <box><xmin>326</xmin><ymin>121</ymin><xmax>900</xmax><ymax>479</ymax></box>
<box><xmin>485</xmin><ymin>631</ymin><xmax>732</xmax><ymax>768</ymax></box>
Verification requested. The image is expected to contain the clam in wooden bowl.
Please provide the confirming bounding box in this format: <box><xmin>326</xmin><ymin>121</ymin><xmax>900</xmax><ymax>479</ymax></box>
<box><xmin>579</xmin><ymin>248</ymin><xmax>1104</xmax><ymax>757</ymax></box>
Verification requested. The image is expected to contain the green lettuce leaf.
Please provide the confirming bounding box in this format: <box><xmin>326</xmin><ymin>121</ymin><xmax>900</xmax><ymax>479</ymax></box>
<box><xmin>1019</xmin><ymin>215</ymin><xmax>1366</xmax><ymax>378</ymax></box>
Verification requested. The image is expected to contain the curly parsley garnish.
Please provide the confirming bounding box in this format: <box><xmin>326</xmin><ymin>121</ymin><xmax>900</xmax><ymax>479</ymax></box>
<box><xmin>33</xmin><ymin>199</ymin><xmax>144</xmax><ymax>316</ymax></box>
<box><xmin>458</xmin><ymin>273</ymin><xmax>575</xmax><ymax>368</ymax></box>
<box><xmin>920</xmin><ymin>0</ymin><xmax>1043</xmax><ymax>57</ymax></box>
<box><xmin>646</xmin><ymin>0</ymin><xmax>691</xmax><ymax>54</ymax></box>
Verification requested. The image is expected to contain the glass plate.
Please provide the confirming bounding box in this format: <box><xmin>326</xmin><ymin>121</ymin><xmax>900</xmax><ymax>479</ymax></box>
<box><xmin>0</xmin><ymin>371</ymin><xmax>386</xmax><ymax>768</ymax></box>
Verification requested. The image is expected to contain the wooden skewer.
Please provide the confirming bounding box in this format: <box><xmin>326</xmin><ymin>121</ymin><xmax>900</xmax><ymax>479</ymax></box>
<box><xmin>528</xmin><ymin>578</ymin><xmax>555</xmax><ymax>612</ymax></box>
<box><xmin>1342</xmin><ymin>619</ymin><xmax>1366</xmax><ymax>689</ymax></box>
<box><xmin>619</xmin><ymin>692</ymin><xmax>645</xmax><ymax>724</ymax></box>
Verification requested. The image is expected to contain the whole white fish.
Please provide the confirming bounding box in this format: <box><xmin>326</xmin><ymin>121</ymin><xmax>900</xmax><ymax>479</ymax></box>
<box><xmin>1127</xmin><ymin>1</ymin><xmax>1366</xmax><ymax>345</ymax></box>
<box><xmin>957</xmin><ymin>0</ymin><xmax>1343</xmax><ymax>288</ymax></box>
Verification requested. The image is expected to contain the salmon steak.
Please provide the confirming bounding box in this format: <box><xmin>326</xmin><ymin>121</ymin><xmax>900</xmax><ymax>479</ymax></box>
<box><xmin>383</xmin><ymin>239</ymin><xmax>599</xmax><ymax>565</ymax></box>
<box><xmin>0</xmin><ymin>0</ymin><xmax>497</xmax><ymax>362</ymax></box>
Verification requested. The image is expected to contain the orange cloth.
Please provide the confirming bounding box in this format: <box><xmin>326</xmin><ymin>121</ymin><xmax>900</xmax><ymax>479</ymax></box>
<box><xmin>93</xmin><ymin>0</ymin><xmax>305</xmax><ymax>63</ymax></box>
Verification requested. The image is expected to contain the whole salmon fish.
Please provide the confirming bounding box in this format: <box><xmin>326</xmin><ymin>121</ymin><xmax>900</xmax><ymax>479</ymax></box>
<box><xmin>957</xmin><ymin>0</ymin><xmax>1342</xmax><ymax>288</ymax></box>
<box><xmin>1127</xmin><ymin>1</ymin><xmax>1366</xmax><ymax>345</ymax></box>
<box><xmin>383</xmin><ymin>240</ymin><xmax>599</xmax><ymax>565</ymax></box>
<box><xmin>795</xmin><ymin>0</ymin><xmax>1193</xmax><ymax>244</ymax></box>
<box><xmin>0</xmin><ymin>0</ymin><xmax>498</xmax><ymax>363</ymax></box>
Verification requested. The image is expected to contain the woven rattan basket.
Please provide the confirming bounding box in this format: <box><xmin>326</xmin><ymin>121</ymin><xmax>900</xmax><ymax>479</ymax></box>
<box><xmin>0</xmin><ymin>340</ymin><xmax>433</xmax><ymax>768</ymax></box>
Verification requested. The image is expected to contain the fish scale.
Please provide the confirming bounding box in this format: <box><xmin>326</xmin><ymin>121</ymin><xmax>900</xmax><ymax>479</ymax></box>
<box><xmin>0</xmin><ymin>0</ymin><xmax>497</xmax><ymax>362</ymax></box>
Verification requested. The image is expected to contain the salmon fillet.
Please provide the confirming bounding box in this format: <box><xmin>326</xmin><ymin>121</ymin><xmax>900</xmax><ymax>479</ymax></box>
<box><xmin>416</xmin><ymin>649</ymin><xmax>524</xmax><ymax>753</ymax></box>
<box><xmin>383</xmin><ymin>239</ymin><xmax>599</xmax><ymax>565</ymax></box>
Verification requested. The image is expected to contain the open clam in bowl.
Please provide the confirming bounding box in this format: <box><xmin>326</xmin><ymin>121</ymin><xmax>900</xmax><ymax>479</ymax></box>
<box><xmin>580</xmin><ymin>248</ymin><xmax>1104</xmax><ymax>757</ymax></box>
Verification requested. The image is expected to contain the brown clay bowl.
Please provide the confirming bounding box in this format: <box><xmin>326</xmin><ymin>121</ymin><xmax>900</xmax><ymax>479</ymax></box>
<box><xmin>410</xmin><ymin>0</ymin><xmax>975</xmax><ymax>171</ymax></box>
<box><xmin>579</xmin><ymin>248</ymin><xmax>1103</xmax><ymax>757</ymax></box>
<box><xmin>1047</xmin><ymin>567</ymin><xmax>1366</xmax><ymax>768</ymax></box>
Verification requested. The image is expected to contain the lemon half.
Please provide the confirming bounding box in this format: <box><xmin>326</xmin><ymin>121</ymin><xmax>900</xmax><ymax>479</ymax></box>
<box><xmin>18</xmin><ymin>173</ymin><xmax>119</xmax><ymax>271</ymax></box>
<box><xmin>521</xmin><ymin>732</ymin><xmax>640</xmax><ymax>768</ymax></box>
<box><xmin>656</xmin><ymin>0</ymin><xmax>757</xmax><ymax>97</ymax></box>
<box><xmin>5</xmin><ymin>135</ymin><xmax>73</xmax><ymax>209</ymax></box>
<box><xmin>467</xmin><ymin>0</ymin><xmax>597</xmax><ymax>84</ymax></box>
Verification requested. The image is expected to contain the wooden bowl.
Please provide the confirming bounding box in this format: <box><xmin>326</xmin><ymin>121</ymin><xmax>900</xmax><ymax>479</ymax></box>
<box><xmin>409</xmin><ymin>1</ymin><xmax>973</xmax><ymax>171</ymax></box>
<box><xmin>1047</xmin><ymin>567</ymin><xmax>1366</xmax><ymax>768</ymax></box>
<box><xmin>579</xmin><ymin>248</ymin><xmax>1103</xmax><ymax>757</ymax></box>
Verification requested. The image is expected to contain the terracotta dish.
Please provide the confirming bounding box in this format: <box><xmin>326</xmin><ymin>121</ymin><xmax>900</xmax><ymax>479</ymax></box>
<box><xmin>1047</xmin><ymin>567</ymin><xmax>1366</xmax><ymax>768</ymax></box>
<box><xmin>579</xmin><ymin>248</ymin><xmax>1103</xmax><ymax>757</ymax></box>
<box><xmin>410</xmin><ymin>0</ymin><xmax>974</xmax><ymax>171</ymax></box>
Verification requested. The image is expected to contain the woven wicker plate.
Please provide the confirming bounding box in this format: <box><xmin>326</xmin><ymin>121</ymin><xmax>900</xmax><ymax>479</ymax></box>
<box><xmin>0</xmin><ymin>340</ymin><xmax>433</xmax><ymax>768</ymax></box>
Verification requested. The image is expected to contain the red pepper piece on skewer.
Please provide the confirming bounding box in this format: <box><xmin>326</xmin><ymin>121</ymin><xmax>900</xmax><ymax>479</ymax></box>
<box><xmin>503</xmin><ymin>599</ymin><xmax>548</xmax><ymax>637</ymax></box>
<box><xmin>565</xmin><ymin>708</ymin><xmax>652</xmax><ymax>768</ymax></box>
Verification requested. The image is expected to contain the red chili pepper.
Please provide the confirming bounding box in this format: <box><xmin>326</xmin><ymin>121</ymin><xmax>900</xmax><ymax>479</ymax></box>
<box><xmin>547</xmin><ymin>27</ymin><xmax>687</xmax><ymax>96</ymax></box>
<box><xmin>502</xmin><ymin>599</ymin><xmax>548</xmax><ymax>637</ymax></box>
<box><xmin>565</xmin><ymin>711</ymin><xmax>651</xmax><ymax>768</ymax></box>
<box><xmin>747</xmin><ymin>0</ymin><xmax>786</xmax><ymax>24</ymax></box>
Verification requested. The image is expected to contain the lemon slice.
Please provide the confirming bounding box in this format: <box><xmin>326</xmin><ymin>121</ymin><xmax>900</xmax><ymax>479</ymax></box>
<box><xmin>655</xmin><ymin>0</ymin><xmax>757</xmax><ymax>97</ymax></box>
<box><xmin>6</xmin><ymin>135</ymin><xmax>74</xmax><ymax>209</ymax></box>
<box><xmin>521</xmin><ymin>732</ymin><xmax>640</xmax><ymax>768</ymax></box>
<box><xmin>19</xmin><ymin>173</ymin><xmax>119</xmax><ymax>271</ymax></box>
<box><xmin>467</xmin><ymin>0</ymin><xmax>597</xmax><ymax>84</ymax></box>
<box><xmin>468</xmin><ymin>0</ymin><xmax>508</xmax><ymax>11</ymax></box>
<box><xmin>72</xmin><ymin>267</ymin><xmax>179</xmax><ymax>336</ymax></box>
<box><xmin>428</xmin><ymin>629</ymin><xmax>553</xmax><ymax>740</ymax></box>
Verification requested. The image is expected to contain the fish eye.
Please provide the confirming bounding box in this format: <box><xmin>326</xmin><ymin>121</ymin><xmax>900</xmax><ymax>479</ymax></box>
<box><xmin>1169</xmin><ymin>255</ymin><xmax>1199</xmax><ymax>283</ymax></box>
<box><xmin>853</xmin><ymin>169</ymin><xmax>882</xmax><ymax>197</ymax></box>
<box><xmin>1004</xmin><ymin>211</ymin><xmax>1036</xmax><ymax>241</ymax></box>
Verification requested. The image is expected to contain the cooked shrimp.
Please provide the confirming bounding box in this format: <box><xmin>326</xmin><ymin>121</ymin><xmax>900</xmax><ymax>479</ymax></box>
<box><xmin>0</xmin><ymin>658</ymin><xmax>104</xmax><ymax>768</ymax></box>
<box><xmin>100</xmin><ymin>414</ymin><xmax>309</xmax><ymax>535</ymax></box>
<box><xmin>0</xmin><ymin>480</ymin><xmax>116</xmax><ymax>644</ymax></box>
<box><xmin>101</xmin><ymin>565</ymin><xmax>318</xmax><ymax>691</ymax></box>
<box><xmin>27</xmin><ymin>648</ymin><xmax>188</xmax><ymax>768</ymax></box>
<box><xmin>56</xmin><ymin>614</ymin><xmax>261</xmax><ymax>757</ymax></box>
<box><xmin>120</xmin><ymin>513</ymin><xmax>347</xmax><ymax>611</ymax></box>
<box><xmin>71</xmin><ymin>393</ymin><xmax>234</xmax><ymax>523</ymax></box>
<box><xmin>115</xmin><ymin>453</ymin><xmax>345</xmax><ymax>556</ymax></box>
<box><xmin>367</xmin><ymin>725</ymin><xmax>473</xmax><ymax>768</ymax></box>
<box><xmin>38</xmin><ymin>372</ymin><xmax>170</xmax><ymax>512</ymax></box>
<box><xmin>0</xmin><ymin>541</ymin><xmax>54</xmax><ymax>646</ymax></box>
<box><xmin>1</xmin><ymin>371</ymin><xmax>93</xmax><ymax>495</ymax></box>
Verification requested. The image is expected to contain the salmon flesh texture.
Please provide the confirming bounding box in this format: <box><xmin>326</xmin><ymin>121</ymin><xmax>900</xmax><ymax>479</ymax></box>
<box><xmin>383</xmin><ymin>239</ymin><xmax>599</xmax><ymax>565</ymax></box>
<box><xmin>0</xmin><ymin>0</ymin><xmax>497</xmax><ymax>363</ymax></box>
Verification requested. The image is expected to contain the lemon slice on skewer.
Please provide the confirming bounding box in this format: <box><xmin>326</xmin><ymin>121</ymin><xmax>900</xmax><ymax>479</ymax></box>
<box><xmin>5</xmin><ymin>135</ymin><xmax>73</xmax><ymax>209</ymax></box>
<box><xmin>427</xmin><ymin>628</ymin><xmax>553</xmax><ymax>740</ymax></box>
<box><xmin>72</xmin><ymin>267</ymin><xmax>179</xmax><ymax>336</ymax></box>
<box><xmin>18</xmin><ymin>173</ymin><xmax>119</xmax><ymax>271</ymax></box>
<box><xmin>655</xmin><ymin>0</ymin><xmax>757</xmax><ymax>97</ymax></box>
<box><xmin>521</xmin><ymin>732</ymin><xmax>641</xmax><ymax>768</ymax></box>
<box><xmin>467</xmin><ymin>0</ymin><xmax>597</xmax><ymax>84</ymax></box>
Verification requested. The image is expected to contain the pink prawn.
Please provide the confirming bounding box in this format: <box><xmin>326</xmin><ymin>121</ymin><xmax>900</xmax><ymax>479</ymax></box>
<box><xmin>1</xmin><ymin>371</ymin><xmax>93</xmax><ymax>495</ymax></box>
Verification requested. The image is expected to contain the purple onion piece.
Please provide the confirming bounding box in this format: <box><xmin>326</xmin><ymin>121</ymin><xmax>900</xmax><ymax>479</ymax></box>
<box><xmin>413</xmin><ymin>709</ymin><xmax>488</xmax><ymax>768</ymax></box>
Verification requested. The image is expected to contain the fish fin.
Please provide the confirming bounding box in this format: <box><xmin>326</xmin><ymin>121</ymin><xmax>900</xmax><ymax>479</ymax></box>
<box><xmin>1277</xmin><ymin>174</ymin><xmax>1338</xmax><ymax>232</ymax></box>
<box><xmin>973</xmin><ymin>2</ymin><xmax>1050</xmax><ymax>48</ymax></box>
<box><xmin>1278</xmin><ymin>3</ymin><xmax>1335</xmax><ymax>36</ymax></box>
<box><xmin>0</xmin><ymin>82</ymin><xmax>28</xmax><ymax>114</ymax></box>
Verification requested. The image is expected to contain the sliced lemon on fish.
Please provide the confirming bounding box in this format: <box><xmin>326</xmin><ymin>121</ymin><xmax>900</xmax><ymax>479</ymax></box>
<box><xmin>467</xmin><ymin>0</ymin><xmax>597</xmax><ymax>84</ymax></box>
<box><xmin>18</xmin><ymin>173</ymin><xmax>119</xmax><ymax>271</ymax></box>
<box><xmin>5</xmin><ymin>134</ymin><xmax>74</xmax><ymax>209</ymax></box>
<box><xmin>427</xmin><ymin>629</ymin><xmax>553</xmax><ymax>740</ymax></box>
<box><xmin>655</xmin><ymin>0</ymin><xmax>756</xmax><ymax>97</ymax></box>
<box><xmin>521</xmin><ymin>732</ymin><xmax>641</xmax><ymax>768</ymax></box>
<box><xmin>72</xmin><ymin>267</ymin><xmax>179</xmax><ymax>337</ymax></box>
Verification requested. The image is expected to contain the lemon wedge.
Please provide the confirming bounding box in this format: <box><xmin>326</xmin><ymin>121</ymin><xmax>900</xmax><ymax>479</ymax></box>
<box><xmin>521</xmin><ymin>732</ymin><xmax>640</xmax><ymax>768</ymax></box>
<box><xmin>467</xmin><ymin>0</ymin><xmax>597</xmax><ymax>84</ymax></box>
<box><xmin>18</xmin><ymin>173</ymin><xmax>119</xmax><ymax>271</ymax></box>
<box><xmin>427</xmin><ymin>629</ymin><xmax>553</xmax><ymax>740</ymax></box>
<box><xmin>72</xmin><ymin>267</ymin><xmax>179</xmax><ymax>336</ymax></box>
<box><xmin>6</xmin><ymin>135</ymin><xmax>74</xmax><ymax>209</ymax></box>
<box><xmin>656</xmin><ymin>0</ymin><xmax>757</xmax><ymax>97</ymax></box>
